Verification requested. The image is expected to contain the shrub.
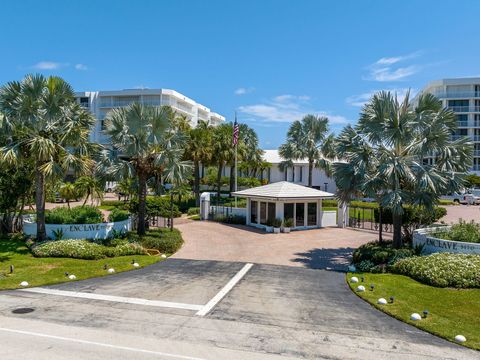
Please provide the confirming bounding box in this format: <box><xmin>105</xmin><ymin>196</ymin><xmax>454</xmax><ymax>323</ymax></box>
<box><xmin>45</xmin><ymin>206</ymin><xmax>104</xmax><ymax>225</ymax></box>
<box><xmin>322</xmin><ymin>199</ymin><xmax>338</xmax><ymax>207</ymax></box>
<box><xmin>212</xmin><ymin>214</ymin><xmax>246</xmax><ymax>224</ymax></box>
<box><xmin>272</xmin><ymin>218</ymin><xmax>282</xmax><ymax>228</ymax></box>
<box><xmin>128</xmin><ymin>228</ymin><xmax>184</xmax><ymax>254</ymax></box>
<box><xmin>392</xmin><ymin>253</ymin><xmax>480</xmax><ymax>288</ymax></box>
<box><xmin>129</xmin><ymin>197</ymin><xmax>181</xmax><ymax>218</ymax></box>
<box><xmin>430</xmin><ymin>221</ymin><xmax>480</xmax><ymax>243</ymax></box>
<box><xmin>31</xmin><ymin>239</ymin><xmax>146</xmax><ymax>259</ymax></box>
<box><xmin>283</xmin><ymin>218</ymin><xmax>294</xmax><ymax>227</ymax></box>
<box><xmin>108</xmin><ymin>208</ymin><xmax>130</xmax><ymax>222</ymax></box>
<box><xmin>100</xmin><ymin>200</ymin><xmax>129</xmax><ymax>209</ymax></box>
<box><xmin>187</xmin><ymin>207</ymin><xmax>200</xmax><ymax>216</ymax></box>
<box><xmin>352</xmin><ymin>241</ymin><xmax>416</xmax><ymax>272</ymax></box>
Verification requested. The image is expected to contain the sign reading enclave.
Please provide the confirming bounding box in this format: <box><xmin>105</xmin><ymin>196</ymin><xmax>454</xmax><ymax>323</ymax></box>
<box><xmin>414</xmin><ymin>228</ymin><xmax>480</xmax><ymax>255</ymax></box>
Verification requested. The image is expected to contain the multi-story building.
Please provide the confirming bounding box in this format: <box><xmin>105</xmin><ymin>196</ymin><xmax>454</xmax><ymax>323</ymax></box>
<box><xmin>417</xmin><ymin>78</ymin><xmax>480</xmax><ymax>174</ymax></box>
<box><xmin>75</xmin><ymin>88</ymin><xmax>225</xmax><ymax>145</ymax></box>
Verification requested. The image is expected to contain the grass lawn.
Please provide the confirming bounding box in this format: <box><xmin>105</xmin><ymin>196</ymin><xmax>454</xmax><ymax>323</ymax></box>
<box><xmin>0</xmin><ymin>238</ymin><xmax>161</xmax><ymax>290</ymax></box>
<box><xmin>347</xmin><ymin>272</ymin><xmax>480</xmax><ymax>351</ymax></box>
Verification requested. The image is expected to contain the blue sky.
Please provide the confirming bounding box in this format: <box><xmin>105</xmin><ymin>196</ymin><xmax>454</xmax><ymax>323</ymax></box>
<box><xmin>1</xmin><ymin>0</ymin><xmax>480</xmax><ymax>148</ymax></box>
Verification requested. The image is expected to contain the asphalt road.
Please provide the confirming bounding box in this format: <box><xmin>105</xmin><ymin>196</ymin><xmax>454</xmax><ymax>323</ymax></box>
<box><xmin>0</xmin><ymin>259</ymin><xmax>477</xmax><ymax>360</ymax></box>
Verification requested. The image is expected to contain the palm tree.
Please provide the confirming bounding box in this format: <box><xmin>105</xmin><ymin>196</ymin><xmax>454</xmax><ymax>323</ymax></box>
<box><xmin>99</xmin><ymin>103</ymin><xmax>191</xmax><ymax>235</ymax></box>
<box><xmin>75</xmin><ymin>176</ymin><xmax>104</xmax><ymax>206</ymax></box>
<box><xmin>212</xmin><ymin>123</ymin><xmax>235</xmax><ymax>197</ymax></box>
<box><xmin>0</xmin><ymin>74</ymin><xmax>97</xmax><ymax>241</ymax></box>
<box><xmin>59</xmin><ymin>182</ymin><xmax>78</xmax><ymax>208</ymax></box>
<box><xmin>185</xmin><ymin>120</ymin><xmax>213</xmax><ymax>206</ymax></box>
<box><xmin>279</xmin><ymin>114</ymin><xmax>332</xmax><ymax>187</ymax></box>
<box><xmin>334</xmin><ymin>91</ymin><xmax>472</xmax><ymax>248</ymax></box>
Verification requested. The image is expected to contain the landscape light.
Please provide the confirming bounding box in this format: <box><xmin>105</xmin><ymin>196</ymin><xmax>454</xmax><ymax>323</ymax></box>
<box><xmin>9</xmin><ymin>265</ymin><xmax>14</xmax><ymax>274</ymax></box>
<box><xmin>389</xmin><ymin>296</ymin><xmax>395</xmax><ymax>303</ymax></box>
<box><xmin>423</xmin><ymin>310</ymin><xmax>429</xmax><ymax>318</ymax></box>
<box><xmin>64</xmin><ymin>272</ymin><xmax>69</xmax><ymax>277</ymax></box>
<box><xmin>370</xmin><ymin>284</ymin><xmax>375</xmax><ymax>291</ymax></box>
<box><xmin>361</xmin><ymin>277</ymin><xmax>365</xmax><ymax>282</ymax></box>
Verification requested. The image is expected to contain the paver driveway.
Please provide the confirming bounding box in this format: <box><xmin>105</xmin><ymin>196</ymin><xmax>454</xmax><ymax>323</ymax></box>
<box><xmin>174</xmin><ymin>221</ymin><xmax>388</xmax><ymax>270</ymax></box>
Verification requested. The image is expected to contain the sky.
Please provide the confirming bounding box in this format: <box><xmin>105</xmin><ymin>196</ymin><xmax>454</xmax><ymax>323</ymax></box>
<box><xmin>1</xmin><ymin>0</ymin><xmax>480</xmax><ymax>148</ymax></box>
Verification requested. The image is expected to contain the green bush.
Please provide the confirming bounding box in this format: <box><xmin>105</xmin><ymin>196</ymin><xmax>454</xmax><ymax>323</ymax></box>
<box><xmin>431</xmin><ymin>221</ymin><xmax>480</xmax><ymax>243</ymax></box>
<box><xmin>392</xmin><ymin>253</ymin><xmax>480</xmax><ymax>288</ymax></box>
<box><xmin>100</xmin><ymin>200</ymin><xmax>129</xmax><ymax>209</ymax></box>
<box><xmin>322</xmin><ymin>199</ymin><xmax>338</xmax><ymax>207</ymax></box>
<box><xmin>129</xmin><ymin>197</ymin><xmax>181</xmax><ymax>218</ymax></box>
<box><xmin>128</xmin><ymin>228</ymin><xmax>184</xmax><ymax>254</ymax></box>
<box><xmin>108</xmin><ymin>208</ymin><xmax>130</xmax><ymax>222</ymax></box>
<box><xmin>352</xmin><ymin>241</ymin><xmax>416</xmax><ymax>272</ymax></box>
<box><xmin>212</xmin><ymin>214</ymin><xmax>246</xmax><ymax>224</ymax></box>
<box><xmin>187</xmin><ymin>207</ymin><xmax>200</xmax><ymax>216</ymax></box>
<box><xmin>31</xmin><ymin>239</ymin><xmax>146</xmax><ymax>259</ymax></box>
<box><xmin>45</xmin><ymin>206</ymin><xmax>104</xmax><ymax>224</ymax></box>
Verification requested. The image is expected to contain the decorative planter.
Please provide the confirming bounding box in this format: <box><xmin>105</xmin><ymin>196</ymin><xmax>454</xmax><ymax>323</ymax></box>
<box><xmin>265</xmin><ymin>226</ymin><xmax>274</xmax><ymax>233</ymax></box>
<box><xmin>282</xmin><ymin>227</ymin><xmax>291</xmax><ymax>233</ymax></box>
<box><xmin>273</xmin><ymin>227</ymin><xmax>281</xmax><ymax>234</ymax></box>
<box><xmin>413</xmin><ymin>227</ymin><xmax>480</xmax><ymax>255</ymax></box>
<box><xmin>22</xmin><ymin>216</ymin><xmax>132</xmax><ymax>240</ymax></box>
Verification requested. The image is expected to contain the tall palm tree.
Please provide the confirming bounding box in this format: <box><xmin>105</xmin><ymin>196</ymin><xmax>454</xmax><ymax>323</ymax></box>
<box><xmin>279</xmin><ymin>114</ymin><xmax>332</xmax><ymax>187</ymax></box>
<box><xmin>59</xmin><ymin>182</ymin><xmax>78</xmax><ymax>208</ymax></box>
<box><xmin>0</xmin><ymin>74</ymin><xmax>97</xmax><ymax>241</ymax></box>
<box><xmin>75</xmin><ymin>176</ymin><xmax>104</xmax><ymax>206</ymax></box>
<box><xmin>99</xmin><ymin>103</ymin><xmax>191</xmax><ymax>235</ymax></box>
<box><xmin>334</xmin><ymin>91</ymin><xmax>472</xmax><ymax>248</ymax></box>
<box><xmin>212</xmin><ymin>123</ymin><xmax>235</xmax><ymax>197</ymax></box>
<box><xmin>185</xmin><ymin>120</ymin><xmax>213</xmax><ymax>206</ymax></box>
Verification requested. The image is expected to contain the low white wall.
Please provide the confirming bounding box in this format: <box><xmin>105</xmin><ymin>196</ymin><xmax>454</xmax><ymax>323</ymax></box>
<box><xmin>321</xmin><ymin>210</ymin><xmax>337</xmax><ymax>227</ymax></box>
<box><xmin>413</xmin><ymin>227</ymin><xmax>480</xmax><ymax>255</ymax></box>
<box><xmin>23</xmin><ymin>217</ymin><xmax>132</xmax><ymax>240</ymax></box>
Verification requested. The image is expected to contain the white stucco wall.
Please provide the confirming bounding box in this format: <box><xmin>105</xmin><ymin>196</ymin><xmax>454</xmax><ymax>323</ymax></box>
<box><xmin>413</xmin><ymin>227</ymin><xmax>480</xmax><ymax>255</ymax></box>
<box><xmin>23</xmin><ymin>217</ymin><xmax>132</xmax><ymax>240</ymax></box>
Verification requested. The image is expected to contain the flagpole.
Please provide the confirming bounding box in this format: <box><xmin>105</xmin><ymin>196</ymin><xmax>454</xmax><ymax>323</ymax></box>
<box><xmin>234</xmin><ymin>112</ymin><xmax>238</xmax><ymax>208</ymax></box>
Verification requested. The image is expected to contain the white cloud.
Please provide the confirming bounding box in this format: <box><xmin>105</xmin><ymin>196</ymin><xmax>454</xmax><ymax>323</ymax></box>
<box><xmin>75</xmin><ymin>63</ymin><xmax>88</xmax><ymax>71</ymax></box>
<box><xmin>346</xmin><ymin>88</ymin><xmax>417</xmax><ymax>107</ymax></box>
<box><xmin>239</xmin><ymin>94</ymin><xmax>349</xmax><ymax>125</ymax></box>
<box><xmin>235</xmin><ymin>87</ymin><xmax>255</xmax><ymax>95</ymax></box>
<box><xmin>31</xmin><ymin>61</ymin><xmax>64</xmax><ymax>70</ymax></box>
<box><xmin>364</xmin><ymin>51</ymin><xmax>423</xmax><ymax>82</ymax></box>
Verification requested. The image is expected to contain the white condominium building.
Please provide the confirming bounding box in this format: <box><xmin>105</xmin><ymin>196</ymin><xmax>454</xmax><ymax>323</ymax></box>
<box><xmin>75</xmin><ymin>88</ymin><xmax>225</xmax><ymax>145</ymax></box>
<box><xmin>417</xmin><ymin>78</ymin><xmax>480</xmax><ymax>174</ymax></box>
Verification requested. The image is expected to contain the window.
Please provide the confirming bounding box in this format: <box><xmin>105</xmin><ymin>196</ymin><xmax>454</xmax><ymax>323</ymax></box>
<box><xmin>292</xmin><ymin>166</ymin><xmax>295</xmax><ymax>182</ymax></box>
<box><xmin>296</xmin><ymin>203</ymin><xmax>305</xmax><ymax>227</ymax></box>
<box><xmin>299</xmin><ymin>166</ymin><xmax>303</xmax><ymax>182</ymax></box>
<box><xmin>250</xmin><ymin>201</ymin><xmax>258</xmax><ymax>223</ymax></box>
<box><xmin>284</xmin><ymin>203</ymin><xmax>294</xmax><ymax>224</ymax></box>
<box><xmin>268</xmin><ymin>203</ymin><xmax>275</xmax><ymax>223</ymax></box>
<box><xmin>260</xmin><ymin>202</ymin><xmax>267</xmax><ymax>225</ymax></box>
<box><xmin>284</xmin><ymin>168</ymin><xmax>288</xmax><ymax>181</ymax></box>
<box><xmin>307</xmin><ymin>203</ymin><xmax>317</xmax><ymax>226</ymax></box>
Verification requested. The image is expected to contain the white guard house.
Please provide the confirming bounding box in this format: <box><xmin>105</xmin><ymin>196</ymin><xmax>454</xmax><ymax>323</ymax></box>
<box><xmin>232</xmin><ymin>181</ymin><xmax>336</xmax><ymax>230</ymax></box>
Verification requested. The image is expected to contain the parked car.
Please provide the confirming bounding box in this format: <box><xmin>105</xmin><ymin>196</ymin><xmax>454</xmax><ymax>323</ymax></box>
<box><xmin>441</xmin><ymin>192</ymin><xmax>480</xmax><ymax>205</ymax></box>
<box><xmin>105</xmin><ymin>181</ymin><xmax>117</xmax><ymax>193</ymax></box>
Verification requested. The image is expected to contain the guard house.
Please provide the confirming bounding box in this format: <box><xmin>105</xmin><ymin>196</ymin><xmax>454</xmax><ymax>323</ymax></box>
<box><xmin>232</xmin><ymin>181</ymin><xmax>336</xmax><ymax>230</ymax></box>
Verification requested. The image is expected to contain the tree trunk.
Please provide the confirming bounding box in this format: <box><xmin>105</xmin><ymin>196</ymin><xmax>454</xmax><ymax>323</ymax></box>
<box><xmin>229</xmin><ymin>161</ymin><xmax>235</xmax><ymax>196</ymax></box>
<box><xmin>392</xmin><ymin>213</ymin><xmax>402</xmax><ymax>248</ymax></box>
<box><xmin>137</xmin><ymin>171</ymin><xmax>147</xmax><ymax>236</ymax></box>
<box><xmin>216</xmin><ymin>163</ymin><xmax>223</xmax><ymax>198</ymax></box>
<box><xmin>194</xmin><ymin>160</ymin><xmax>200</xmax><ymax>207</ymax></box>
<box><xmin>378</xmin><ymin>206</ymin><xmax>383</xmax><ymax>243</ymax></box>
<box><xmin>308</xmin><ymin>160</ymin><xmax>313</xmax><ymax>187</ymax></box>
<box><xmin>35</xmin><ymin>167</ymin><xmax>47</xmax><ymax>241</ymax></box>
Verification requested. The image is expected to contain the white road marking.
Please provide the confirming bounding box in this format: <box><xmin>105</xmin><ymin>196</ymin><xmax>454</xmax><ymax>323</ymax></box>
<box><xmin>196</xmin><ymin>263</ymin><xmax>253</xmax><ymax>317</ymax></box>
<box><xmin>0</xmin><ymin>327</ymin><xmax>205</xmax><ymax>360</ymax></box>
<box><xmin>18</xmin><ymin>288</ymin><xmax>203</xmax><ymax>311</ymax></box>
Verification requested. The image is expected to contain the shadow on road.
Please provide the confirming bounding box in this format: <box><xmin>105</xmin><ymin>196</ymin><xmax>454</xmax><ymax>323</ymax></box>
<box><xmin>291</xmin><ymin>247</ymin><xmax>355</xmax><ymax>271</ymax></box>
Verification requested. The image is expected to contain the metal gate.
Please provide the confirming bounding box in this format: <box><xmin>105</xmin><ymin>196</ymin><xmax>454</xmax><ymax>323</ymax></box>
<box><xmin>348</xmin><ymin>206</ymin><xmax>393</xmax><ymax>233</ymax></box>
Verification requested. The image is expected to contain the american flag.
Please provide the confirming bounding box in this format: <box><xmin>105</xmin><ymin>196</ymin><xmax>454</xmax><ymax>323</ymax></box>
<box><xmin>232</xmin><ymin>115</ymin><xmax>239</xmax><ymax>146</ymax></box>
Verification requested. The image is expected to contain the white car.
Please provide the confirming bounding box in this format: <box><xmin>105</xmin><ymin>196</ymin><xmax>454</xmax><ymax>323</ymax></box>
<box><xmin>441</xmin><ymin>192</ymin><xmax>480</xmax><ymax>205</ymax></box>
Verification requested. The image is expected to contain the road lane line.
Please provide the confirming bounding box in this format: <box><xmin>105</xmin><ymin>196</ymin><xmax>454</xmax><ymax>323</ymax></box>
<box><xmin>196</xmin><ymin>263</ymin><xmax>253</xmax><ymax>317</ymax></box>
<box><xmin>17</xmin><ymin>288</ymin><xmax>203</xmax><ymax>311</ymax></box>
<box><xmin>0</xmin><ymin>327</ymin><xmax>205</xmax><ymax>360</ymax></box>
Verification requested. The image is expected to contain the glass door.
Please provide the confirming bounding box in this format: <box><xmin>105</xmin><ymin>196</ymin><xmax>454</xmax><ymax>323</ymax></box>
<box><xmin>295</xmin><ymin>203</ymin><xmax>305</xmax><ymax>227</ymax></box>
<box><xmin>307</xmin><ymin>202</ymin><xmax>317</xmax><ymax>226</ymax></box>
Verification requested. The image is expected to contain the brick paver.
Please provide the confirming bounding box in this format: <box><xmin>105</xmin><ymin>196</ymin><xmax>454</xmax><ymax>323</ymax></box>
<box><xmin>174</xmin><ymin>221</ymin><xmax>387</xmax><ymax>270</ymax></box>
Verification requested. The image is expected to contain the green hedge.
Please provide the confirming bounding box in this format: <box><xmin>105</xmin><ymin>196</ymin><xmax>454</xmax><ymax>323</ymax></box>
<box><xmin>129</xmin><ymin>197</ymin><xmax>181</xmax><ymax>218</ymax></box>
<box><xmin>100</xmin><ymin>200</ymin><xmax>129</xmax><ymax>209</ymax></box>
<box><xmin>392</xmin><ymin>253</ymin><xmax>480</xmax><ymax>288</ymax></box>
<box><xmin>187</xmin><ymin>207</ymin><xmax>200</xmax><ymax>216</ymax></box>
<box><xmin>108</xmin><ymin>208</ymin><xmax>130</xmax><ymax>222</ymax></box>
<box><xmin>45</xmin><ymin>206</ymin><xmax>104</xmax><ymax>224</ymax></box>
<box><xmin>352</xmin><ymin>241</ymin><xmax>416</xmax><ymax>273</ymax></box>
<box><xmin>430</xmin><ymin>221</ymin><xmax>480</xmax><ymax>243</ymax></box>
<box><xmin>32</xmin><ymin>239</ymin><xmax>146</xmax><ymax>260</ymax></box>
<box><xmin>128</xmin><ymin>228</ymin><xmax>184</xmax><ymax>254</ymax></box>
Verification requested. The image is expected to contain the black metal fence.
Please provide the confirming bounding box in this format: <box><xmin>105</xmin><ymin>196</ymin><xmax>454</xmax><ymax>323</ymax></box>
<box><xmin>131</xmin><ymin>215</ymin><xmax>169</xmax><ymax>230</ymax></box>
<box><xmin>347</xmin><ymin>206</ymin><xmax>393</xmax><ymax>233</ymax></box>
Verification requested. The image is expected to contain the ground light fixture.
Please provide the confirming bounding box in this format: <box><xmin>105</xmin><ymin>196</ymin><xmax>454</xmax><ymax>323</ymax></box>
<box><xmin>423</xmin><ymin>310</ymin><xmax>429</xmax><ymax>318</ymax></box>
<box><xmin>361</xmin><ymin>277</ymin><xmax>365</xmax><ymax>282</ymax></box>
<box><xmin>9</xmin><ymin>265</ymin><xmax>14</xmax><ymax>273</ymax></box>
<box><xmin>389</xmin><ymin>296</ymin><xmax>395</xmax><ymax>303</ymax></box>
<box><xmin>370</xmin><ymin>284</ymin><xmax>375</xmax><ymax>291</ymax></box>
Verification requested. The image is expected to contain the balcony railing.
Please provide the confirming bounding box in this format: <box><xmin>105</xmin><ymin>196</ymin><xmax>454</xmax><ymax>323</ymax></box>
<box><xmin>448</xmin><ymin>106</ymin><xmax>480</xmax><ymax>113</ymax></box>
<box><xmin>432</xmin><ymin>91</ymin><xmax>480</xmax><ymax>99</ymax></box>
<box><xmin>472</xmin><ymin>165</ymin><xmax>480</xmax><ymax>171</ymax></box>
<box><xmin>79</xmin><ymin>102</ymin><xmax>89</xmax><ymax>108</ymax></box>
<box><xmin>473</xmin><ymin>150</ymin><xmax>480</xmax><ymax>156</ymax></box>
<box><xmin>457</xmin><ymin>121</ymin><xmax>469</xmax><ymax>127</ymax></box>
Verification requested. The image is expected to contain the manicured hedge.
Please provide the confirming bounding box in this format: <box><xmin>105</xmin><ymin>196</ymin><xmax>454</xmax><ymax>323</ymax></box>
<box><xmin>129</xmin><ymin>197</ymin><xmax>181</xmax><ymax>218</ymax></box>
<box><xmin>45</xmin><ymin>206</ymin><xmax>104</xmax><ymax>224</ymax></box>
<box><xmin>31</xmin><ymin>239</ymin><xmax>146</xmax><ymax>260</ymax></box>
<box><xmin>100</xmin><ymin>200</ymin><xmax>129</xmax><ymax>209</ymax></box>
<box><xmin>352</xmin><ymin>241</ymin><xmax>416</xmax><ymax>273</ymax></box>
<box><xmin>108</xmin><ymin>208</ymin><xmax>130</xmax><ymax>222</ymax></box>
<box><xmin>128</xmin><ymin>228</ymin><xmax>184</xmax><ymax>254</ymax></box>
<box><xmin>187</xmin><ymin>207</ymin><xmax>200</xmax><ymax>216</ymax></box>
<box><xmin>392</xmin><ymin>253</ymin><xmax>480</xmax><ymax>288</ymax></box>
